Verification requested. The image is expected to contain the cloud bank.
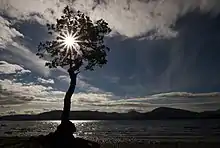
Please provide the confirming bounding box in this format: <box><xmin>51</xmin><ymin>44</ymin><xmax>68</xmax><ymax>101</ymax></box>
<box><xmin>1</xmin><ymin>61</ymin><xmax>220</xmax><ymax>115</ymax></box>
<box><xmin>1</xmin><ymin>0</ymin><xmax>220</xmax><ymax>114</ymax></box>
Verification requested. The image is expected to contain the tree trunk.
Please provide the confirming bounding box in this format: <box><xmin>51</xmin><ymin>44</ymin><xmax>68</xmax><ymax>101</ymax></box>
<box><xmin>61</xmin><ymin>70</ymin><xmax>77</xmax><ymax>123</ymax></box>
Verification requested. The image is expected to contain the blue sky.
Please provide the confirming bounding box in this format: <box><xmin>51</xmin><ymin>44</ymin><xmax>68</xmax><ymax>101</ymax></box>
<box><xmin>0</xmin><ymin>0</ymin><xmax>220</xmax><ymax>115</ymax></box>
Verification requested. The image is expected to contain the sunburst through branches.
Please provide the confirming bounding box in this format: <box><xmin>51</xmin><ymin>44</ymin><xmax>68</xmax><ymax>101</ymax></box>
<box><xmin>37</xmin><ymin>6</ymin><xmax>111</xmax><ymax>70</ymax></box>
<box><xmin>57</xmin><ymin>30</ymin><xmax>82</xmax><ymax>60</ymax></box>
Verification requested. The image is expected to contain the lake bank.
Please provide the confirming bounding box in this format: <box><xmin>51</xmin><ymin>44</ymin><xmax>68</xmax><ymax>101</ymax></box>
<box><xmin>1</xmin><ymin>137</ymin><xmax>220</xmax><ymax>148</ymax></box>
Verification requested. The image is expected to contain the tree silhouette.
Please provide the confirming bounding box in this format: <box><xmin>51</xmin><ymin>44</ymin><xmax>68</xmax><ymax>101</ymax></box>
<box><xmin>37</xmin><ymin>6</ymin><xmax>111</xmax><ymax>123</ymax></box>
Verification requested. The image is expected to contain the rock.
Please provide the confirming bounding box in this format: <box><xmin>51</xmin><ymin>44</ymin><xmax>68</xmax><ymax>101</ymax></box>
<box><xmin>55</xmin><ymin>120</ymin><xmax>76</xmax><ymax>135</ymax></box>
<box><xmin>28</xmin><ymin>121</ymin><xmax>100</xmax><ymax>148</ymax></box>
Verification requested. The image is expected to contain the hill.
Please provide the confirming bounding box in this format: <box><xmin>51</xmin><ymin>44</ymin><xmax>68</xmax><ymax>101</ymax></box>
<box><xmin>0</xmin><ymin>107</ymin><xmax>220</xmax><ymax>120</ymax></box>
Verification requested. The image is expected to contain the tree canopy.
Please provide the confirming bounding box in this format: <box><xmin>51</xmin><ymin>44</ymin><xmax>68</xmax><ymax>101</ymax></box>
<box><xmin>37</xmin><ymin>6</ymin><xmax>111</xmax><ymax>72</ymax></box>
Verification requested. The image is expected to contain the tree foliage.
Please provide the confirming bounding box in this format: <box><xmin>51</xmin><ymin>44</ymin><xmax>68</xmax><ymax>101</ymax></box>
<box><xmin>37</xmin><ymin>6</ymin><xmax>111</xmax><ymax>72</ymax></box>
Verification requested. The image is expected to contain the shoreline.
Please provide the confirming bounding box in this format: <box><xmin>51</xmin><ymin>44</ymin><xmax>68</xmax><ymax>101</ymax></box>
<box><xmin>1</xmin><ymin>137</ymin><xmax>220</xmax><ymax>148</ymax></box>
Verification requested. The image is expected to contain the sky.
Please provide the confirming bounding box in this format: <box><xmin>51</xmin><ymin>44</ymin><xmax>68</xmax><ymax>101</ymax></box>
<box><xmin>0</xmin><ymin>0</ymin><xmax>220</xmax><ymax>115</ymax></box>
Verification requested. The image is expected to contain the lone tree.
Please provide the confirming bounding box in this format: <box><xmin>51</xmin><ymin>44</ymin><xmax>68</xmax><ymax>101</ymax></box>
<box><xmin>37</xmin><ymin>6</ymin><xmax>111</xmax><ymax>124</ymax></box>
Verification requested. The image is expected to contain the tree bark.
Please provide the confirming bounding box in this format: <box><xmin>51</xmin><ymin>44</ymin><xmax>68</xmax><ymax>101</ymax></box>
<box><xmin>61</xmin><ymin>69</ymin><xmax>77</xmax><ymax>123</ymax></box>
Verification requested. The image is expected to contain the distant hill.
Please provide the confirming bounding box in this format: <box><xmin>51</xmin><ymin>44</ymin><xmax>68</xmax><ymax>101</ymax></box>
<box><xmin>144</xmin><ymin>107</ymin><xmax>200</xmax><ymax>119</ymax></box>
<box><xmin>0</xmin><ymin>107</ymin><xmax>220</xmax><ymax>121</ymax></box>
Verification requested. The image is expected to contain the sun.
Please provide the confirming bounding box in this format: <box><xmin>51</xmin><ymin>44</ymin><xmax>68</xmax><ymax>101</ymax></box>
<box><xmin>64</xmin><ymin>35</ymin><xmax>77</xmax><ymax>47</ymax></box>
<box><xmin>57</xmin><ymin>30</ymin><xmax>82</xmax><ymax>59</ymax></box>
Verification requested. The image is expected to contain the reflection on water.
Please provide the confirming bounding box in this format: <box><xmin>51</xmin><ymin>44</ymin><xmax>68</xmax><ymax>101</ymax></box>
<box><xmin>43</xmin><ymin>120</ymin><xmax>98</xmax><ymax>137</ymax></box>
<box><xmin>1</xmin><ymin>120</ymin><xmax>220</xmax><ymax>142</ymax></box>
<box><xmin>48</xmin><ymin>120</ymin><xmax>98</xmax><ymax>124</ymax></box>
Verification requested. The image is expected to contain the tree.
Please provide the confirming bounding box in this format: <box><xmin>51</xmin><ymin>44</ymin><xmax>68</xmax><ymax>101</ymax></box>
<box><xmin>37</xmin><ymin>6</ymin><xmax>111</xmax><ymax>124</ymax></box>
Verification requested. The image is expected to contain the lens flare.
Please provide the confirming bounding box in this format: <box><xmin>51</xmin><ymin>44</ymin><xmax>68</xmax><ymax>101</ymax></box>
<box><xmin>57</xmin><ymin>30</ymin><xmax>82</xmax><ymax>59</ymax></box>
<box><xmin>65</xmin><ymin>35</ymin><xmax>77</xmax><ymax>47</ymax></box>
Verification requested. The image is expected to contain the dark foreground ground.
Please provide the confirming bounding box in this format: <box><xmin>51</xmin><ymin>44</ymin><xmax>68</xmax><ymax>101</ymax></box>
<box><xmin>0</xmin><ymin>137</ymin><xmax>220</xmax><ymax>148</ymax></box>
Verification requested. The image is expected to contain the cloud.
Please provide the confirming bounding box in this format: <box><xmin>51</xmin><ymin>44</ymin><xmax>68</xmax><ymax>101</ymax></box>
<box><xmin>0</xmin><ymin>89</ymin><xmax>33</xmax><ymax>105</ymax></box>
<box><xmin>0</xmin><ymin>61</ymin><xmax>115</xmax><ymax>113</ymax></box>
<box><xmin>1</xmin><ymin>0</ymin><xmax>220</xmax><ymax>76</ymax></box>
<box><xmin>37</xmin><ymin>77</ymin><xmax>54</xmax><ymax>84</ymax></box>
<box><xmin>1</xmin><ymin>0</ymin><xmax>220</xmax><ymax>96</ymax></box>
<box><xmin>6</xmin><ymin>110</ymin><xmax>17</xmax><ymax>115</ymax></box>
<box><xmin>0</xmin><ymin>15</ymin><xmax>24</xmax><ymax>50</ymax></box>
<box><xmin>0</xmin><ymin>0</ymin><xmax>67</xmax><ymax>24</ymax></box>
<box><xmin>0</xmin><ymin>14</ymin><xmax>50</xmax><ymax>76</ymax></box>
<box><xmin>72</xmin><ymin>92</ymin><xmax>112</xmax><ymax>104</ymax></box>
<box><xmin>71</xmin><ymin>0</ymin><xmax>220</xmax><ymax>38</ymax></box>
<box><xmin>72</xmin><ymin>0</ymin><xmax>176</xmax><ymax>38</ymax></box>
<box><xmin>2</xmin><ymin>61</ymin><xmax>209</xmax><ymax>113</ymax></box>
<box><xmin>0</xmin><ymin>16</ymin><xmax>24</xmax><ymax>48</ymax></box>
<box><xmin>0</xmin><ymin>0</ymin><xmax>74</xmax><ymax>77</ymax></box>
<box><xmin>0</xmin><ymin>61</ymin><xmax>62</xmax><ymax>104</ymax></box>
<box><xmin>81</xmin><ymin>9</ymin><xmax>220</xmax><ymax>97</ymax></box>
<box><xmin>0</xmin><ymin>61</ymin><xmax>31</xmax><ymax>74</ymax></box>
<box><xmin>152</xmin><ymin>92</ymin><xmax>220</xmax><ymax>98</ymax></box>
<box><xmin>0</xmin><ymin>105</ymin><xmax>10</xmax><ymax>109</ymax></box>
<box><xmin>0</xmin><ymin>79</ymin><xmax>55</xmax><ymax>103</ymax></box>
<box><xmin>1</xmin><ymin>1</ymin><xmax>220</xmax><ymax>114</ymax></box>
<box><xmin>1</xmin><ymin>71</ymin><xmax>220</xmax><ymax>113</ymax></box>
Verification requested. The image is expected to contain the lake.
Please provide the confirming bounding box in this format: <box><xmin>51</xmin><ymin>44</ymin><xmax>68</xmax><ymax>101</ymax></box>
<box><xmin>1</xmin><ymin>120</ymin><xmax>220</xmax><ymax>143</ymax></box>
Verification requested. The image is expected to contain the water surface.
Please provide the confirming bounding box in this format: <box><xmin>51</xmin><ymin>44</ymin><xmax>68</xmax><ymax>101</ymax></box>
<box><xmin>1</xmin><ymin>120</ymin><xmax>220</xmax><ymax>142</ymax></box>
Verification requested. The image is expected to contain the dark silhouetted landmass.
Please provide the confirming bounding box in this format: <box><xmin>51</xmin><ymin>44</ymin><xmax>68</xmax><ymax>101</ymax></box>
<box><xmin>0</xmin><ymin>107</ymin><xmax>220</xmax><ymax>121</ymax></box>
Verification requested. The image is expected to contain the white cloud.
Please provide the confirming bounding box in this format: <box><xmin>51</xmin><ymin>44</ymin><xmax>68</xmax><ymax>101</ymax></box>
<box><xmin>77</xmin><ymin>75</ymin><xmax>105</xmax><ymax>93</ymax></box>
<box><xmin>9</xmin><ymin>43</ymin><xmax>51</xmax><ymax>76</ymax></box>
<box><xmin>0</xmin><ymin>0</ymin><xmax>67</xmax><ymax>24</ymax></box>
<box><xmin>0</xmin><ymin>15</ymin><xmax>50</xmax><ymax>76</ymax></box>
<box><xmin>72</xmin><ymin>92</ymin><xmax>111</xmax><ymax>104</ymax></box>
<box><xmin>73</xmin><ymin>0</ymin><xmax>176</xmax><ymax>38</ymax></box>
<box><xmin>1</xmin><ymin>1</ymin><xmax>220</xmax><ymax>114</ymax></box>
<box><xmin>0</xmin><ymin>16</ymin><xmax>24</xmax><ymax>48</ymax></box>
<box><xmin>1</xmin><ymin>77</ymin><xmax>220</xmax><ymax>113</ymax></box>
<box><xmin>0</xmin><ymin>0</ymin><xmax>73</xmax><ymax>77</ymax></box>
<box><xmin>0</xmin><ymin>1</ymin><xmax>69</xmax><ymax>77</ymax></box>
<box><xmin>57</xmin><ymin>75</ymin><xmax>70</xmax><ymax>82</ymax></box>
<box><xmin>1</xmin><ymin>0</ymin><xmax>219</xmax><ymax>83</ymax></box>
<box><xmin>57</xmin><ymin>74</ymin><xmax>107</xmax><ymax>93</ymax></box>
<box><xmin>37</xmin><ymin>77</ymin><xmax>54</xmax><ymax>84</ymax></box>
<box><xmin>152</xmin><ymin>92</ymin><xmax>220</xmax><ymax>98</ymax></box>
<box><xmin>0</xmin><ymin>61</ymin><xmax>61</xmax><ymax>103</ymax></box>
<box><xmin>1</xmin><ymin>0</ymin><xmax>220</xmax><ymax>45</ymax></box>
<box><xmin>71</xmin><ymin>0</ymin><xmax>220</xmax><ymax>38</ymax></box>
<box><xmin>0</xmin><ymin>79</ymin><xmax>55</xmax><ymax>101</ymax></box>
<box><xmin>0</xmin><ymin>61</ymin><xmax>114</xmax><ymax>113</ymax></box>
<box><xmin>0</xmin><ymin>61</ymin><xmax>31</xmax><ymax>74</ymax></box>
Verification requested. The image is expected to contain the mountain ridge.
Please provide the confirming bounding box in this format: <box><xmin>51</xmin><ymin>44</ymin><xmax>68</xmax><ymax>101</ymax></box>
<box><xmin>0</xmin><ymin>107</ymin><xmax>220</xmax><ymax>121</ymax></box>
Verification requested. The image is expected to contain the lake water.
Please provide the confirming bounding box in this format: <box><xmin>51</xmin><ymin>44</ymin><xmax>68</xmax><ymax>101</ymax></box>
<box><xmin>1</xmin><ymin>120</ymin><xmax>220</xmax><ymax>143</ymax></box>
